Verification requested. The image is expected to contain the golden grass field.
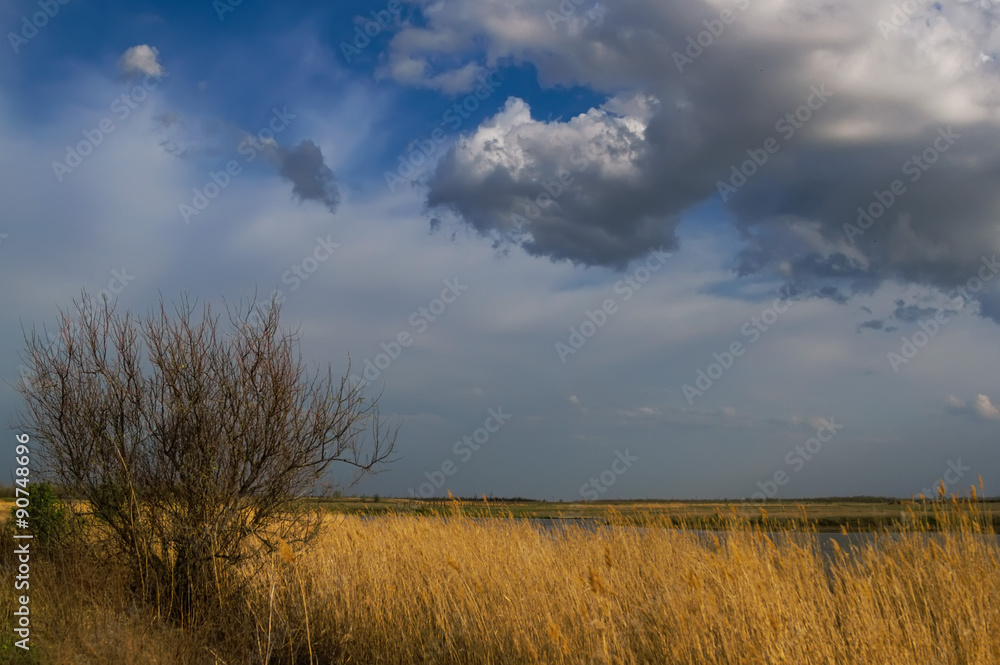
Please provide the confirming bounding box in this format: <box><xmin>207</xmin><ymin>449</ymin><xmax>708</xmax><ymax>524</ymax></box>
<box><xmin>2</xmin><ymin>497</ymin><xmax>999</xmax><ymax>664</ymax></box>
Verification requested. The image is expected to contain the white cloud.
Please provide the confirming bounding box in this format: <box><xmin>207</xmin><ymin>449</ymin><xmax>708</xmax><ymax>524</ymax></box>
<box><xmin>945</xmin><ymin>393</ymin><xmax>1000</xmax><ymax>421</ymax></box>
<box><xmin>377</xmin><ymin>58</ymin><xmax>485</xmax><ymax>94</ymax></box>
<box><xmin>425</xmin><ymin>94</ymin><xmax>668</xmax><ymax>266</ymax></box>
<box><xmin>974</xmin><ymin>393</ymin><xmax>1000</xmax><ymax>421</ymax></box>
<box><xmin>118</xmin><ymin>45</ymin><xmax>165</xmax><ymax>79</ymax></box>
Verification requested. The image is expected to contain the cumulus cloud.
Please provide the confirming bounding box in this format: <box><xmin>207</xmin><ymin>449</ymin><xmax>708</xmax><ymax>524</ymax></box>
<box><xmin>118</xmin><ymin>44</ymin><xmax>165</xmax><ymax>79</ymax></box>
<box><xmin>276</xmin><ymin>140</ymin><xmax>341</xmax><ymax>214</ymax></box>
<box><xmin>974</xmin><ymin>394</ymin><xmax>1000</xmax><ymax>421</ymax></box>
<box><xmin>398</xmin><ymin>0</ymin><xmax>1000</xmax><ymax>317</ymax></box>
<box><xmin>945</xmin><ymin>393</ymin><xmax>1000</xmax><ymax>421</ymax></box>
<box><xmin>426</xmin><ymin>94</ymin><xmax>674</xmax><ymax>267</ymax></box>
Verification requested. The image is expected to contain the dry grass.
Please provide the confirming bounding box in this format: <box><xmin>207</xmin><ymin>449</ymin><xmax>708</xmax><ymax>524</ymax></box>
<box><xmin>2</xmin><ymin>498</ymin><xmax>998</xmax><ymax>664</ymax></box>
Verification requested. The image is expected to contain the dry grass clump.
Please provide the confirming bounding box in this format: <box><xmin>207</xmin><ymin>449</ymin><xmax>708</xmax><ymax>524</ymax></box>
<box><xmin>0</xmin><ymin>547</ymin><xmax>225</xmax><ymax>664</ymax></box>
<box><xmin>2</xmin><ymin>497</ymin><xmax>998</xmax><ymax>664</ymax></box>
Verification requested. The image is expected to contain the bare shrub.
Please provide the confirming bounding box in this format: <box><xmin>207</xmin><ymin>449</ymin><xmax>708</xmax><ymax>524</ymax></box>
<box><xmin>13</xmin><ymin>291</ymin><xmax>397</xmax><ymax>621</ymax></box>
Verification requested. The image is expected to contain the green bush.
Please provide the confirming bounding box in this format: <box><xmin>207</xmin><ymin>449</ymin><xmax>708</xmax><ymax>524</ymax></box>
<box><xmin>8</xmin><ymin>482</ymin><xmax>70</xmax><ymax>552</ymax></box>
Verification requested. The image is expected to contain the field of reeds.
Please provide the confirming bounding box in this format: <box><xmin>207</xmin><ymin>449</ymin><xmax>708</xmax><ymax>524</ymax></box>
<box><xmin>2</xmin><ymin>496</ymin><xmax>998</xmax><ymax>664</ymax></box>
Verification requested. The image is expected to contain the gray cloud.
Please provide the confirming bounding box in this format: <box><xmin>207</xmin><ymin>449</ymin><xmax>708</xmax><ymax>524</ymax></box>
<box><xmin>892</xmin><ymin>299</ymin><xmax>941</xmax><ymax>324</ymax></box>
<box><xmin>277</xmin><ymin>140</ymin><xmax>341</xmax><ymax>214</ymax></box>
<box><xmin>425</xmin><ymin>95</ymin><xmax>678</xmax><ymax>268</ymax></box>
<box><xmin>155</xmin><ymin>114</ymin><xmax>341</xmax><ymax>215</ymax></box>
<box><xmin>857</xmin><ymin>319</ymin><xmax>885</xmax><ymax>332</ymax></box>
<box><xmin>397</xmin><ymin>0</ymin><xmax>1000</xmax><ymax>317</ymax></box>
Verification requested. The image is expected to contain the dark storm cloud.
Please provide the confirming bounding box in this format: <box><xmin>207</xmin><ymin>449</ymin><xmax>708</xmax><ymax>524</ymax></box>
<box><xmin>397</xmin><ymin>0</ymin><xmax>1000</xmax><ymax>317</ymax></box>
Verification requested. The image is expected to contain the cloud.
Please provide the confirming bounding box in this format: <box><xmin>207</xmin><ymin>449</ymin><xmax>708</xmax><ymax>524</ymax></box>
<box><xmin>426</xmin><ymin>94</ymin><xmax>675</xmax><ymax>268</ymax></box>
<box><xmin>892</xmin><ymin>299</ymin><xmax>941</xmax><ymax>324</ymax></box>
<box><xmin>118</xmin><ymin>45</ymin><xmax>165</xmax><ymax>79</ymax></box>
<box><xmin>152</xmin><ymin>110</ymin><xmax>340</xmax><ymax>215</ymax></box>
<box><xmin>974</xmin><ymin>394</ymin><xmax>1000</xmax><ymax>421</ymax></box>
<box><xmin>276</xmin><ymin>140</ymin><xmax>341</xmax><ymax>215</ymax></box>
<box><xmin>857</xmin><ymin>296</ymin><xmax>959</xmax><ymax>332</ymax></box>
<box><xmin>945</xmin><ymin>394</ymin><xmax>968</xmax><ymax>413</ymax></box>
<box><xmin>378</xmin><ymin>58</ymin><xmax>486</xmax><ymax>94</ymax></box>
<box><xmin>400</xmin><ymin>0</ymin><xmax>1000</xmax><ymax>318</ymax></box>
<box><xmin>945</xmin><ymin>394</ymin><xmax>1000</xmax><ymax>421</ymax></box>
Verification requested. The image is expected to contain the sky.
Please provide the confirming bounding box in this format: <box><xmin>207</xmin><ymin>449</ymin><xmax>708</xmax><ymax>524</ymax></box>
<box><xmin>1</xmin><ymin>0</ymin><xmax>999</xmax><ymax>501</ymax></box>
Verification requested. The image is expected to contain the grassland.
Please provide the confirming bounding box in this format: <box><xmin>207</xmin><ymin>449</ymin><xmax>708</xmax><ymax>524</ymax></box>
<box><xmin>307</xmin><ymin>494</ymin><xmax>1000</xmax><ymax>531</ymax></box>
<box><xmin>1</xmin><ymin>496</ymin><xmax>998</xmax><ymax>664</ymax></box>
<box><xmin>6</xmin><ymin>493</ymin><xmax>1000</xmax><ymax>531</ymax></box>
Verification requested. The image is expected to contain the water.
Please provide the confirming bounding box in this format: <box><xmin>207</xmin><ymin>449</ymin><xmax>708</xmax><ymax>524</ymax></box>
<box><xmin>523</xmin><ymin>518</ymin><xmax>1000</xmax><ymax>559</ymax></box>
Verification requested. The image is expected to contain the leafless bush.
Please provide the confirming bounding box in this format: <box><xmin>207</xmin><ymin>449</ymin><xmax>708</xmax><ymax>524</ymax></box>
<box><xmin>13</xmin><ymin>291</ymin><xmax>397</xmax><ymax>620</ymax></box>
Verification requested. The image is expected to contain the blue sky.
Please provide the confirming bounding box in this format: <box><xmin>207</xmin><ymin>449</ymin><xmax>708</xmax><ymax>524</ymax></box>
<box><xmin>2</xmin><ymin>0</ymin><xmax>1000</xmax><ymax>500</ymax></box>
